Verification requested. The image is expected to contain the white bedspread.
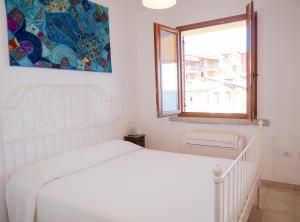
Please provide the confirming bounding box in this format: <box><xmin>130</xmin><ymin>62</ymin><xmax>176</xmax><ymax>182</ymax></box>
<box><xmin>6</xmin><ymin>140</ymin><xmax>233</xmax><ymax>222</ymax></box>
<box><xmin>6</xmin><ymin>140</ymin><xmax>141</xmax><ymax>222</ymax></box>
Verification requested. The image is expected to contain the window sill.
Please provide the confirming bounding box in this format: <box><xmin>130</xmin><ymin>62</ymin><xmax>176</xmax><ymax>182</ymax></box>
<box><xmin>169</xmin><ymin>116</ymin><xmax>270</xmax><ymax>126</ymax></box>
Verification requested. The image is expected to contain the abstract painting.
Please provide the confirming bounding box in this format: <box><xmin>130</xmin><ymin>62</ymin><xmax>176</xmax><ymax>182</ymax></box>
<box><xmin>5</xmin><ymin>0</ymin><xmax>112</xmax><ymax>73</ymax></box>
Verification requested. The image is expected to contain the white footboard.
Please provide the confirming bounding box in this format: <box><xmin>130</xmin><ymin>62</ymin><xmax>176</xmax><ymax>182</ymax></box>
<box><xmin>213</xmin><ymin>121</ymin><xmax>263</xmax><ymax>222</ymax></box>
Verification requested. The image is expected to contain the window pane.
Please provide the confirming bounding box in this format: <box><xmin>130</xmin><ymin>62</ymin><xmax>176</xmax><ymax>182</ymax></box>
<box><xmin>183</xmin><ymin>21</ymin><xmax>247</xmax><ymax>114</ymax></box>
<box><xmin>160</xmin><ymin>30</ymin><xmax>179</xmax><ymax>112</ymax></box>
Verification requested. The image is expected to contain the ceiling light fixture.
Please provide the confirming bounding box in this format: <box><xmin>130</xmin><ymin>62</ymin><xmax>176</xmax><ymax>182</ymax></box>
<box><xmin>143</xmin><ymin>0</ymin><xmax>177</xmax><ymax>9</ymax></box>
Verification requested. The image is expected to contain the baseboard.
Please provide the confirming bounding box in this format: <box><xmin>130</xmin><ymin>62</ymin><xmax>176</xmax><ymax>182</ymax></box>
<box><xmin>262</xmin><ymin>179</ymin><xmax>300</xmax><ymax>191</ymax></box>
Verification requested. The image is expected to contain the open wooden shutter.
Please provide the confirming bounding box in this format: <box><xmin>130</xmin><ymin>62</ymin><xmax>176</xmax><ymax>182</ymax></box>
<box><xmin>246</xmin><ymin>1</ymin><xmax>258</xmax><ymax>120</ymax></box>
<box><xmin>154</xmin><ymin>23</ymin><xmax>182</xmax><ymax>118</ymax></box>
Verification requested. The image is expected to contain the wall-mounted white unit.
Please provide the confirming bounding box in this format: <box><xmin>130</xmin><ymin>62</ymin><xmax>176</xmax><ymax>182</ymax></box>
<box><xmin>185</xmin><ymin>132</ymin><xmax>246</xmax><ymax>159</ymax></box>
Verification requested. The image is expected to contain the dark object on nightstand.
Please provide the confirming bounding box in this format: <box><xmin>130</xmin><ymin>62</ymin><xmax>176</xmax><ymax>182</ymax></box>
<box><xmin>124</xmin><ymin>134</ymin><xmax>145</xmax><ymax>147</ymax></box>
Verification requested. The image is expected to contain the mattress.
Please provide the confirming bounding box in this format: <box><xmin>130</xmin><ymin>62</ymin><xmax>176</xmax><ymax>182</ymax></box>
<box><xmin>6</xmin><ymin>140</ymin><xmax>233</xmax><ymax>222</ymax></box>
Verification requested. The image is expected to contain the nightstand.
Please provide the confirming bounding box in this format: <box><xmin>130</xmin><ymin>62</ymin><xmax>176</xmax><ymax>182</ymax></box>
<box><xmin>124</xmin><ymin>134</ymin><xmax>145</xmax><ymax>147</ymax></box>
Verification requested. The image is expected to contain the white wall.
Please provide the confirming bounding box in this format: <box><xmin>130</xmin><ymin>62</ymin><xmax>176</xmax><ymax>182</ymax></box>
<box><xmin>1</xmin><ymin>0</ymin><xmax>300</xmax><ymax>221</ymax></box>
<box><xmin>135</xmin><ymin>0</ymin><xmax>300</xmax><ymax>185</ymax></box>
<box><xmin>0</xmin><ymin>1</ymin><xmax>139</xmax><ymax>221</ymax></box>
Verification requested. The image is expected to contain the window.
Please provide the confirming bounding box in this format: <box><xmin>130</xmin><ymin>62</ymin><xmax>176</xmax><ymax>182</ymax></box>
<box><xmin>154</xmin><ymin>2</ymin><xmax>257</xmax><ymax>119</ymax></box>
<box><xmin>226</xmin><ymin>91</ymin><xmax>231</xmax><ymax>103</ymax></box>
<box><xmin>154</xmin><ymin>24</ymin><xmax>181</xmax><ymax>117</ymax></box>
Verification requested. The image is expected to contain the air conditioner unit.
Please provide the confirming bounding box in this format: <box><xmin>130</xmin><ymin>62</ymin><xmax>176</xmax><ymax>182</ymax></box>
<box><xmin>185</xmin><ymin>132</ymin><xmax>246</xmax><ymax>159</ymax></box>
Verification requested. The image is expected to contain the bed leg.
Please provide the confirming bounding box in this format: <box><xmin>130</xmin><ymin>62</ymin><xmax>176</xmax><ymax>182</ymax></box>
<box><xmin>257</xmin><ymin>182</ymin><xmax>261</xmax><ymax>209</ymax></box>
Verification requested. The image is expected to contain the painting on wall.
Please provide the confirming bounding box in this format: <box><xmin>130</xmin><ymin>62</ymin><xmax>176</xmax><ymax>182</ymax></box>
<box><xmin>5</xmin><ymin>0</ymin><xmax>112</xmax><ymax>73</ymax></box>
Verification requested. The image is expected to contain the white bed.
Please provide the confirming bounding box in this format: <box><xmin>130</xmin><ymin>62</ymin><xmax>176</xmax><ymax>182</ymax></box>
<box><xmin>1</xmin><ymin>85</ymin><xmax>263</xmax><ymax>222</ymax></box>
<box><xmin>7</xmin><ymin>140</ymin><xmax>233</xmax><ymax>222</ymax></box>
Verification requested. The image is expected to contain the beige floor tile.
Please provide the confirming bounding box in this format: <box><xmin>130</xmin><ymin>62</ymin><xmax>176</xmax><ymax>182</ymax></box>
<box><xmin>258</xmin><ymin>194</ymin><xmax>267</xmax><ymax>209</ymax></box>
<box><xmin>296</xmin><ymin>204</ymin><xmax>300</xmax><ymax>217</ymax></box>
<box><xmin>261</xmin><ymin>180</ymin><xmax>270</xmax><ymax>186</ymax></box>
<box><xmin>294</xmin><ymin>185</ymin><xmax>300</xmax><ymax>191</ymax></box>
<box><xmin>296</xmin><ymin>191</ymin><xmax>300</xmax><ymax>204</ymax></box>
<box><xmin>248</xmin><ymin>207</ymin><xmax>263</xmax><ymax>222</ymax></box>
<box><xmin>267</xmin><ymin>187</ymin><xmax>294</xmax><ymax>202</ymax></box>
<box><xmin>296</xmin><ymin>216</ymin><xmax>300</xmax><ymax>222</ymax></box>
<box><xmin>260</xmin><ymin>185</ymin><xmax>268</xmax><ymax>196</ymax></box>
<box><xmin>260</xmin><ymin>210</ymin><xmax>294</xmax><ymax>222</ymax></box>
<box><xmin>264</xmin><ymin>198</ymin><xmax>294</xmax><ymax>215</ymax></box>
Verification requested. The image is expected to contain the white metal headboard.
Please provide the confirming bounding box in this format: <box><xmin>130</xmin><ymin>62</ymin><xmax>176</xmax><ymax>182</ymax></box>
<box><xmin>0</xmin><ymin>84</ymin><xmax>115</xmax><ymax>180</ymax></box>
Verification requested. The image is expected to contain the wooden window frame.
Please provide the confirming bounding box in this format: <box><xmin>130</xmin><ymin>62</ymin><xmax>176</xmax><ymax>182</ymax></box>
<box><xmin>247</xmin><ymin>2</ymin><xmax>258</xmax><ymax>120</ymax></box>
<box><xmin>154</xmin><ymin>23</ymin><xmax>182</xmax><ymax>117</ymax></box>
<box><xmin>154</xmin><ymin>2</ymin><xmax>257</xmax><ymax>120</ymax></box>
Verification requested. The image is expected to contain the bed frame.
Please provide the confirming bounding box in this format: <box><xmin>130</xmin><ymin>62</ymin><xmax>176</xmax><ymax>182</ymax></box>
<box><xmin>0</xmin><ymin>85</ymin><xmax>263</xmax><ymax>222</ymax></box>
<box><xmin>0</xmin><ymin>84</ymin><xmax>115</xmax><ymax>181</ymax></box>
<box><xmin>213</xmin><ymin>120</ymin><xmax>263</xmax><ymax>222</ymax></box>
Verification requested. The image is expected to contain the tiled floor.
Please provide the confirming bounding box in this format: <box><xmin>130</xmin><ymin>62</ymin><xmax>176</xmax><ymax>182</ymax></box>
<box><xmin>248</xmin><ymin>183</ymin><xmax>300</xmax><ymax>222</ymax></box>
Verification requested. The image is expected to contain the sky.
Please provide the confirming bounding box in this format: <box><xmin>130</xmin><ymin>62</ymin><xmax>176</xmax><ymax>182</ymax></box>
<box><xmin>184</xmin><ymin>26</ymin><xmax>247</xmax><ymax>56</ymax></box>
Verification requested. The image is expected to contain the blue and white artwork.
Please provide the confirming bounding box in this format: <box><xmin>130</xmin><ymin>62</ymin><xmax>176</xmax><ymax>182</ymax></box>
<box><xmin>5</xmin><ymin>0</ymin><xmax>112</xmax><ymax>73</ymax></box>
